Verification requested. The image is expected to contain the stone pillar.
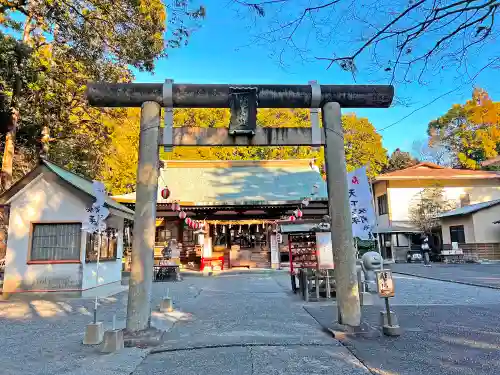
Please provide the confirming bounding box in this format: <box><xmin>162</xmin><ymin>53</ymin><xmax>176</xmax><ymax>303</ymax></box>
<box><xmin>126</xmin><ymin>101</ymin><xmax>161</xmax><ymax>331</ymax></box>
<box><xmin>322</xmin><ymin>102</ymin><xmax>361</xmax><ymax>327</ymax></box>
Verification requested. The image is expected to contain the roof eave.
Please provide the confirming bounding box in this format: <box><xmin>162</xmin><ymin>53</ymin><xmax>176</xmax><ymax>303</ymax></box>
<box><xmin>375</xmin><ymin>175</ymin><xmax>500</xmax><ymax>181</ymax></box>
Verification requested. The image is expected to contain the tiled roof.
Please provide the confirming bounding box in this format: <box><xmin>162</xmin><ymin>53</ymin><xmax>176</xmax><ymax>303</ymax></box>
<box><xmin>112</xmin><ymin>159</ymin><xmax>327</xmax><ymax>206</ymax></box>
<box><xmin>375</xmin><ymin>162</ymin><xmax>500</xmax><ymax>181</ymax></box>
<box><xmin>438</xmin><ymin>199</ymin><xmax>500</xmax><ymax>218</ymax></box>
<box><xmin>42</xmin><ymin>160</ymin><xmax>134</xmax><ymax>215</ymax></box>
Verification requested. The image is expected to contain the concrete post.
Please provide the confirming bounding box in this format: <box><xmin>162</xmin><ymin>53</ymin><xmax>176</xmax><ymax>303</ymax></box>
<box><xmin>126</xmin><ymin>101</ymin><xmax>161</xmax><ymax>331</ymax></box>
<box><xmin>322</xmin><ymin>102</ymin><xmax>361</xmax><ymax>327</ymax></box>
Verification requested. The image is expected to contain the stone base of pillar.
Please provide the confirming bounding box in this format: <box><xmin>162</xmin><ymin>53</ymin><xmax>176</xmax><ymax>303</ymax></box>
<box><xmin>159</xmin><ymin>297</ymin><xmax>173</xmax><ymax>313</ymax></box>
<box><xmin>83</xmin><ymin>322</ymin><xmax>104</xmax><ymax>345</ymax></box>
<box><xmin>101</xmin><ymin>329</ymin><xmax>124</xmax><ymax>353</ymax></box>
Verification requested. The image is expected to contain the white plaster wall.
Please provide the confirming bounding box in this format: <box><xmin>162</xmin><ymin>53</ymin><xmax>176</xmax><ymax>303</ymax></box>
<box><xmin>81</xmin><ymin>215</ymin><xmax>124</xmax><ymax>290</ymax></box>
<box><xmin>3</xmin><ymin>173</ymin><xmax>124</xmax><ymax>293</ymax></box>
<box><xmin>389</xmin><ymin>186</ymin><xmax>500</xmax><ymax>222</ymax></box>
<box><xmin>441</xmin><ymin>216</ymin><xmax>475</xmax><ymax>244</ymax></box>
<box><xmin>471</xmin><ymin>206</ymin><xmax>500</xmax><ymax>243</ymax></box>
<box><xmin>3</xmin><ymin>175</ymin><xmax>86</xmax><ymax>292</ymax></box>
<box><xmin>372</xmin><ymin>181</ymin><xmax>389</xmax><ymax>227</ymax></box>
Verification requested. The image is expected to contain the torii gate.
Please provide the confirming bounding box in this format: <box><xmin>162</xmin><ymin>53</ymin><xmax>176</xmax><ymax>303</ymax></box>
<box><xmin>86</xmin><ymin>81</ymin><xmax>394</xmax><ymax>334</ymax></box>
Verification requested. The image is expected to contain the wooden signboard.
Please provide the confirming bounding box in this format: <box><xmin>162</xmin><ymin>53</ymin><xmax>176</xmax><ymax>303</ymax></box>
<box><xmin>376</xmin><ymin>270</ymin><xmax>395</xmax><ymax>298</ymax></box>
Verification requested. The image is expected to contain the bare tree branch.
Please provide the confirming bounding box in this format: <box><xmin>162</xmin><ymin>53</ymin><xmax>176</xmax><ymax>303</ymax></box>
<box><xmin>235</xmin><ymin>0</ymin><xmax>500</xmax><ymax>84</ymax></box>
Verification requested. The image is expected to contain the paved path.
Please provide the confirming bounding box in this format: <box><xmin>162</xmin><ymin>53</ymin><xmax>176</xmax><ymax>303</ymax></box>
<box><xmin>3</xmin><ymin>270</ymin><xmax>500</xmax><ymax>375</ymax></box>
<box><xmin>305</xmin><ymin>274</ymin><xmax>500</xmax><ymax>375</ymax></box>
<box><xmin>390</xmin><ymin>263</ymin><xmax>500</xmax><ymax>288</ymax></box>
<box><xmin>133</xmin><ymin>273</ymin><xmax>371</xmax><ymax>375</ymax></box>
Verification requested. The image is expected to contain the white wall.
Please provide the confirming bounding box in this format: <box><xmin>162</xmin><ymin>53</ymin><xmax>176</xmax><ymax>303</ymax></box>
<box><xmin>389</xmin><ymin>185</ymin><xmax>500</xmax><ymax>222</ymax></box>
<box><xmin>3</xmin><ymin>175</ymin><xmax>86</xmax><ymax>293</ymax></box>
<box><xmin>441</xmin><ymin>216</ymin><xmax>475</xmax><ymax>244</ymax></box>
<box><xmin>472</xmin><ymin>206</ymin><xmax>500</xmax><ymax>243</ymax></box>
<box><xmin>3</xmin><ymin>173</ymin><xmax>123</xmax><ymax>294</ymax></box>
<box><xmin>373</xmin><ymin>181</ymin><xmax>389</xmax><ymax>227</ymax></box>
<box><xmin>81</xmin><ymin>215</ymin><xmax>124</xmax><ymax>290</ymax></box>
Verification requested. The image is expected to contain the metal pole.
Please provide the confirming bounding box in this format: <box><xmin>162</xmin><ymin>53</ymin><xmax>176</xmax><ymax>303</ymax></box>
<box><xmin>322</xmin><ymin>102</ymin><xmax>361</xmax><ymax>327</ymax></box>
<box><xmin>385</xmin><ymin>297</ymin><xmax>393</xmax><ymax>326</ymax></box>
<box><xmin>93</xmin><ymin>231</ymin><xmax>102</xmax><ymax>324</ymax></box>
<box><xmin>86</xmin><ymin>83</ymin><xmax>394</xmax><ymax>108</ymax></box>
<box><xmin>126</xmin><ymin>101</ymin><xmax>161</xmax><ymax>331</ymax></box>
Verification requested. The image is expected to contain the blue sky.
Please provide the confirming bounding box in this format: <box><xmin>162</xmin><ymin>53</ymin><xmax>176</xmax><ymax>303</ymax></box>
<box><xmin>133</xmin><ymin>0</ymin><xmax>500</xmax><ymax>154</ymax></box>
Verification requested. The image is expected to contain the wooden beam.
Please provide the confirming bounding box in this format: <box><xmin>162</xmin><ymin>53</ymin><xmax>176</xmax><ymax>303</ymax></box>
<box><xmin>165</xmin><ymin>127</ymin><xmax>325</xmax><ymax>146</ymax></box>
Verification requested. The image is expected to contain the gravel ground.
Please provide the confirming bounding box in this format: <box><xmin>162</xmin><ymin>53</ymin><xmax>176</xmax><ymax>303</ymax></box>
<box><xmin>305</xmin><ymin>274</ymin><xmax>500</xmax><ymax>375</ymax></box>
<box><xmin>4</xmin><ymin>270</ymin><xmax>499</xmax><ymax>375</ymax></box>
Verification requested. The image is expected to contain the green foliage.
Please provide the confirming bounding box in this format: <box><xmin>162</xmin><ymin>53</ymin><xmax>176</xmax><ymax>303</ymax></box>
<box><xmin>383</xmin><ymin>148</ymin><xmax>417</xmax><ymax>173</ymax></box>
<box><xmin>101</xmin><ymin>108</ymin><xmax>387</xmax><ymax>195</ymax></box>
<box><xmin>0</xmin><ymin>0</ymin><xmax>205</xmax><ymax>186</ymax></box>
<box><xmin>428</xmin><ymin>88</ymin><xmax>500</xmax><ymax>169</ymax></box>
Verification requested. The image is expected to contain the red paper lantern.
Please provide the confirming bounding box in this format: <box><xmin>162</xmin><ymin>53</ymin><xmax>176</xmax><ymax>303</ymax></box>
<box><xmin>179</xmin><ymin>211</ymin><xmax>186</xmax><ymax>219</ymax></box>
<box><xmin>185</xmin><ymin>217</ymin><xmax>192</xmax><ymax>226</ymax></box>
<box><xmin>295</xmin><ymin>209</ymin><xmax>303</xmax><ymax>218</ymax></box>
<box><xmin>194</xmin><ymin>221</ymin><xmax>199</xmax><ymax>229</ymax></box>
<box><xmin>289</xmin><ymin>215</ymin><xmax>296</xmax><ymax>221</ymax></box>
<box><xmin>161</xmin><ymin>187</ymin><xmax>170</xmax><ymax>200</ymax></box>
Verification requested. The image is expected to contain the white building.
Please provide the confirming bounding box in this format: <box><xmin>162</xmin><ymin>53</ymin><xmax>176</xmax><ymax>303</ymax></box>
<box><xmin>0</xmin><ymin>159</ymin><xmax>133</xmax><ymax>297</ymax></box>
<box><xmin>439</xmin><ymin>199</ymin><xmax>500</xmax><ymax>260</ymax></box>
<box><xmin>372</xmin><ymin>162</ymin><xmax>500</xmax><ymax>262</ymax></box>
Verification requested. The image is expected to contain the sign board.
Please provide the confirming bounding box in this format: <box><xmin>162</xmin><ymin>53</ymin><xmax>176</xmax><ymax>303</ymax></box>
<box><xmin>203</xmin><ymin>237</ymin><xmax>213</xmax><ymax>258</ymax></box>
<box><xmin>376</xmin><ymin>270</ymin><xmax>395</xmax><ymax>298</ymax></box>
<box><xmin>270</xmin><ymin>234</ymin><xmax>279</xmax><ymax>266</ymax></box>
<box><xmin>316</xmin><ymin>232</ymin><xmax>334</xmax><ymax>269</ymax></box>
<box><xmin>347</xmin><ymin>166</ymin><xmax>376</xmax><ymax>240</ymax></box>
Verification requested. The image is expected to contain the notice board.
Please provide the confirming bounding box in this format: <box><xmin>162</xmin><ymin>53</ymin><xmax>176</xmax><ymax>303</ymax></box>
<box><xmin>316</xmin><ymin>232</ymin><xmax>334</xmax><ymax>269</ymax></box>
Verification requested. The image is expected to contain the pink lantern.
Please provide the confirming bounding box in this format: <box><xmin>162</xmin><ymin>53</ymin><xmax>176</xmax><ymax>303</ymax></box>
<box><xmin>175</xmin><ymin>202</ymin><xmax>181</xmax><ymax>211</ymax></box>
<box><xmin>185</xmin><ymin>217</ymin><xmax>192</xmax><ymax>226</ymax></box>
<box><xmin>179</xmin><ymin>211</ymin><xmax>186</xmax><ymax>219</ymax></box>
<box><xmin>295</xmin><ymin>209</ymin><xmax>303</xmax><ymax>218</ymax></box>
<box><xmin>289</xmin><ymin>215</ymin><xmax>296</xmax><ymax>221</ymax></box>
<box><xmin>194</xmin><ymin>221</ymin><xmax>200</xmax><ymax>229</ymax></box>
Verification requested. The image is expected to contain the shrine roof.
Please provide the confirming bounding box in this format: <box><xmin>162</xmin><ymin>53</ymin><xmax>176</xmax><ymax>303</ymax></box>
<box><xmin>112</xmin><ymin>159</ymin><xmax>328</xmax><ymax>206</ymax></box>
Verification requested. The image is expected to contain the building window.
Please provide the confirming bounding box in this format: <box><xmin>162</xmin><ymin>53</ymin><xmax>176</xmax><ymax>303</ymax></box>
<box><xmin>30</xmin><ymin>223</ymin><xmax>82</xmax><ymax>261</ymax></box>
<box><xmin>460</xmin><ymin>193</ymin><xmax>470</xmax><ymax>207</ymax></box>
<box><xmin>449</xmin><ymin>225</ymin><xmax>466</xmax><ymax>244</ymax></box>
<box><xmin>377</xmin><ymin>194</ymin><xmax>388</xmax><ymax>215</ymax></box>
<box><xmin>85</xmin><ymin>229</ymin><xmax>118</xmax><ymax>262</ymax></box>
<box><xmin>395</xmin><ymin>233</ymin><xmax>409</xmax><ymax>247</ymax></box>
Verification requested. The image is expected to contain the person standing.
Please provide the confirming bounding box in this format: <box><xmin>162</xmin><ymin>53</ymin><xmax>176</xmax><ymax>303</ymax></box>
<box><xmin>421</xmin><ymin>235</ymin><xmax>431</xmax><ymax>267</ymax></box>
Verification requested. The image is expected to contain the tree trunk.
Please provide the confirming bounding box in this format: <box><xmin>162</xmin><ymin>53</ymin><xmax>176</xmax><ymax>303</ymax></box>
<box><xmin>0</xmin><ymin>109</ymin><xmax>19</xmax><ymax>191</ymax></box>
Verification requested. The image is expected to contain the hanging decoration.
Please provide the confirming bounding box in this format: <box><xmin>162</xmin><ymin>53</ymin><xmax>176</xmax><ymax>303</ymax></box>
<box><xmin>160</xmin><ymin>175</ymin><xmax>205</xmax><ymax>231</ymax></box>
<box><xmin>289</xmin><ymin>215</ymin><xmax>296</xmax><ymax>221</ymax></box>
<box><xmin>161</xmin><ymin>187</ymin><xmax>171</xmax><ymax>200</ymax></box>
<box><xmin>294</xmin><ymin>209</ymin><xmax>303</xmax><ymax>219</ymax></box>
